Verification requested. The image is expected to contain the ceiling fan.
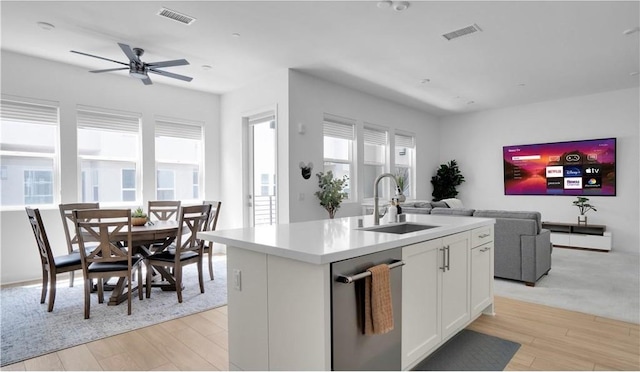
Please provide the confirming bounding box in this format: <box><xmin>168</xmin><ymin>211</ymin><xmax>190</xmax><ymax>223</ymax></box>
<box><xmin>70</xmin><ymin>42</ymin><xmax>192</xmax><ymax>85</ymax></box>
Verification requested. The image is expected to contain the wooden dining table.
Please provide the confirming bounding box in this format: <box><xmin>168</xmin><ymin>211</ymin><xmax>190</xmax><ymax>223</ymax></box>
<box><xmin>102</xmin><ymin>220</ymin><xmax>180</xmax><ymax>305</ymax></box>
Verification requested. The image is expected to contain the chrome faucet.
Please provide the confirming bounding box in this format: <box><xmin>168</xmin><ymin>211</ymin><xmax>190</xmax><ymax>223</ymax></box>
<box><xmin>373</xmin><ymin>173</ymin><xmax>405</xmax><ymax>225</ymax></box>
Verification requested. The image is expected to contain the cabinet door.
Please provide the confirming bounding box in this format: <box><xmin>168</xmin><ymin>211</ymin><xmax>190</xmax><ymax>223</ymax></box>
<box><xmin>471</xmin><ymin>243</ymin><xmax>493</xmax><ymax>317</ymax></box>
<box><xmin>441</xmin><ymin>232</ymin><xmax>471</xmax><ymax>340</ymax></box>
<box><xmin>402</xmin><ymin>239</ymin><xmax>441</xmax><ymax>369</ymax></box>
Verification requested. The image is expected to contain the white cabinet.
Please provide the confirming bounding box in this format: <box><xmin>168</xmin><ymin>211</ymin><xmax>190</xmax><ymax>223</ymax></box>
<box><xmin>401</xmin><ymin>231</ymin><xmax>471</xmax><ymax>369</ymax></box>
<box><xmin>470</xmin><ymin>226</ymin><xmax>495</xmax><ymax>318</ymax></box>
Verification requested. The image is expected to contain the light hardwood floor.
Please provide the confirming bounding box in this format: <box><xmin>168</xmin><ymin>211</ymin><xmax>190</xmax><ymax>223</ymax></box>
<box><xmin>2</xmin><ymin>296</ymin><xmax>639</xmax><ymax>371</ymax></box>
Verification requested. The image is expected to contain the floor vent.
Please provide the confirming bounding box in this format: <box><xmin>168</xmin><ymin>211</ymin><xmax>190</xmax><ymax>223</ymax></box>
<box><xmin>442</xmin><ymin>24</ymin><xmax>482</xmax><ymax>41</ymax></box>
<box><xmin>157</xmin><ymin>7</ymin><xmax>196</xmax><ymax>25</ymax></box>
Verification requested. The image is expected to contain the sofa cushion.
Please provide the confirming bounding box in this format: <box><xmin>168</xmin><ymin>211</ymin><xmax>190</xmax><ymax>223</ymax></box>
<box><xmin>473</xmin><ymin>210</ymin><xmax>542</xmax><ymax>233</ymax></box>
<box><xmin>431</xmin><ymin>207</ymin><xmax>475</xmax><ymax>216</ymax></box>
<box><xmin>430</xmin><ymin>201</ymin><xmax>449</xmax><ymax>208</ymax></box>
<box><xmin>441</xmin><ymin>198</ymin><xmax>464</xmax><ymax>208</ymax></box>
<box><xmin>413</xmin><ymin>202</ymin><xmax>432</xmax><ymax>208</ymax></box>
<box><xmin>401</xmin><ymin>206</ymin><xmax>432</xmax><ymax>214</ymax></box>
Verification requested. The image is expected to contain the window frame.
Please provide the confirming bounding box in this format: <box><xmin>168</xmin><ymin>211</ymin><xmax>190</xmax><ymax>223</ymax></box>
<box><xmin>363</xmin><ymin>124</ymin><xmax>389</xmax><ymax>200</ymax></box>
<box><xmin>0</xmin><ymin>95</ymin><xmax>60</xmax><ymax>210</ymax></box>
<box><xmin>394</xmin><ymin>132</ymin><xmax>416</xmax><ymax>199</ymax></box>
<box><xmin>323</xmin><ymin>114</ymin><xmax>356</xmax><ymax>201</ymax></box>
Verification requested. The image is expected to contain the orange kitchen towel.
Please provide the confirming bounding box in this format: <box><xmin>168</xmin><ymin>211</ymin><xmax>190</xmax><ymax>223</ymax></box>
<box><xmin>364</xmin><ymin>264</ymin><xmax>394</xmax><ymax>335</ymax></box>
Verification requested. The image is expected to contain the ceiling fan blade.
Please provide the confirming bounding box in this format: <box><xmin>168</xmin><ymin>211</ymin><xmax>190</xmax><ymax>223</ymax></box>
<box><xmin>147</xmin><ymin>59</ymin><xmax>190</xmax><ymax>68</ymax></box>
<box><xmin>118</xmin><ymin>42</ymin><xmax>139</xmax><ymax>62</ymax></box>
<box><xmin>89</xmin><ymin>67</ymin><xmax>129</xmax><ymax>73</ymax></box>
<box><xmin>70</xmin><ymin>50</ymin><xmax>129</xmax><ymax>66</ymax></box>
<box><xmin>141</xmin><ymin>76</ymin><xmax>153</xmax><ymax>85</ymax></box>
<box><xmin>149</xmin><ymin>69</ymin><xmax>193</xmax><ymax>82</ymax></box>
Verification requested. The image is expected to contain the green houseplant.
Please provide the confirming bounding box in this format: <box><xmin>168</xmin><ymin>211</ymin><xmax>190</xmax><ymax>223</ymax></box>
<box><xmin>573</xmin><ymin>196</ymin><xmax>596</xmax><ymax>224</ymax></box>
<box><xmin>430</xmin><ymin>160</ymin><xmax>465</xmax><ymax>201</ymax></box>
<box><xmin>131</xmin><ymin>207</ymin><xmax>148</xmax><ymax>226</ymax></box>
<box><xmin>315</xmin><ymin>171</ymin><xmax>348</xmax><ymax>219</ymax></box>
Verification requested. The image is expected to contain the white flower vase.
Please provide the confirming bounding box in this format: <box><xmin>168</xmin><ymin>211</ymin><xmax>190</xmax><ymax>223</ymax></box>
<box><xmin>578</xmin><ymin>214</ymin><xmax>587</xmax><ymax>225</ymax></box>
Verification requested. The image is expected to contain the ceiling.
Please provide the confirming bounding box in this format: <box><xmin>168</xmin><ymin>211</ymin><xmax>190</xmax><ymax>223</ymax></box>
<box><xmin>1</xmin><ymin>1</ymin><xmax>639</xmax><ymax>117</ymax></box>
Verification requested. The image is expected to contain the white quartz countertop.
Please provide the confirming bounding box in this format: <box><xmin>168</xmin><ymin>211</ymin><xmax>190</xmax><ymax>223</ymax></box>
<box><xmin>198</xmin><ymin>214</ymin><xmax>494</xmax><ymax>265</ymax></box>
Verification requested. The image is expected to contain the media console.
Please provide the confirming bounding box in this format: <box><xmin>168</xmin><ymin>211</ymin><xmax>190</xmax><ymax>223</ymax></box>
<box><xmin>542</xmin><ymin>221</ymin><xmax>612</xmax><ymax>251</ymax></box>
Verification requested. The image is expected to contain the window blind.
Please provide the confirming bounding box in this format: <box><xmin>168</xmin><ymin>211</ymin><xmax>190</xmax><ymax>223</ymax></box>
<box><xmin>395</xmin><ymin>133</ymin><xmax>415</xmax><ymax>148</ymax></box>
<box><xmin>364</xmin><ymin>127</ymin><xmax>387</xmax><ymax>146</ymax></box>
<box><xmin>323</xmin><ymin>114</ymin><xmax>355</xmax><ymax>140</ymax></box>
<box><xmin>77</xmin><ymin>106</ymin><xmax>140</xmax><ymax>133</ymax></box>
<box><xmin>155</xmin><ymin>119</ymin><xmax>203</xmax><ymax>140</ymax></box>
<box><xmin>0</xmin><ymin>99</ymin><xmax>58</xmax><ymax>125</ymax></box>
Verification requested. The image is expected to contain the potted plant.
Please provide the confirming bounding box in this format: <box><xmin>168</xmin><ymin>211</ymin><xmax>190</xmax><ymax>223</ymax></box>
<box><xmin>573</xmin><ymin>196</ymin><xmax>596</xmax><ymax>224</ymax></box>
<box><xmin>131</xmin><ymin>207</ymin><xmax>148</xmax><ymax>226</ymax></box>
<box><xmin>315</xmin><ymin>171</ymin><xmax>348</xmax><ymax>219</ymax></box>
<box><xmin>430</xmin><ymin>160</ymin><xmax>465</xmax><ymax>201</ymax></box>
<box><xmin>395</xmin><ymin>168</ymin><xmax>409</xmax><ymax>198</ymax></box>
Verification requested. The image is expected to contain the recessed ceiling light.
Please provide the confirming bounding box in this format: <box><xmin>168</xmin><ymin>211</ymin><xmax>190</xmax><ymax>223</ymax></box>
<box><xmin>202</xmin><ymin>65</ymin><xmax>213</xmax><ymax>70</ymax></box>
<box><xmin>37</xmin><ymin>22</ymin><xmax>55</xmax><ymax>31</ymax></box>
<box><xmin>377</xmin><ymin>1</ymin><xmax>392</xmax><ymax>9</ymax></box>
<box><xmin>630</xmin><ymin>71</ymin><xmax>640</xmax><ymax>76</ymax></box>
<box><xmin>420</xmin><ymin>78</ymin><xmax>430</xmax><ymax>84</ymax></box>
<box><xmin>467</xmin><ymin>100</ymin><xmax>475</xmax><ymax>105</ymax></box>
<box><xmin>392</xmin><ymin>1</ymin><xmax>410</xmax><ymax>12</ymax></box>
<box><xmin>623</xmin><ymin>26</ymin><xmax>640</xmax><ymax>35</ymax></box>
<box><xmin>517</xmin><ymin>83</ymin><xmax>526</xmax><ymax>87</ymax></box>
<box><xmin>232</xmin><ymin>33</ymin><xmax>241</xmax><ymax>38</ymax></box>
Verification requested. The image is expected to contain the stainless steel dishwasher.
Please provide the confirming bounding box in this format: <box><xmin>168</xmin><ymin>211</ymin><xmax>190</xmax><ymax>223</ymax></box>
<box><xmin>331</xmin><ymin>248</ymin><xmax>403</xmax><ymax>371</ymax></box>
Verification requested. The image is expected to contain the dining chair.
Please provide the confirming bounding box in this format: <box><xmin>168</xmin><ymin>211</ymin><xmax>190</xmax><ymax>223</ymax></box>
<box><xmin>74</xmin><ymin>208</ymin><xmax>144</xmax><ymax>319</ymax></box>
<box><xmin>58</xmin><ymin>202</ymin><xmax>99</xmax><ymax>287</ymax></box>
<box><xmin>148</xmin><ymin>200</ymin><xmax>181</xmax><ymax>222</ymax></box>
<box><xmin>202</xmin><ymin>200</ymin><xmax>222</xmax><ymax>280</ymax></box>
<box><xmin>25</xmin><ymin>207</ymin><xmax>84</xmax><ymax>312</ymax></box>
<box><xmin>146</xmin><ymin>204</ymin><xmax>212</xmax><ymax>303</ymax></box>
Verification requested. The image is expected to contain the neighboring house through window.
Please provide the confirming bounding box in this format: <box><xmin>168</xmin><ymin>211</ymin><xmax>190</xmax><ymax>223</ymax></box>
<box><xmin>0</xmin><ymin>96</ymin><xmax>59</xmax><ymax>208</ymax></box>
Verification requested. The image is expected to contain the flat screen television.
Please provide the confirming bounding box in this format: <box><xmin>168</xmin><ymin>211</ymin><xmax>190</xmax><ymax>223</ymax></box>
<box><xmin>503</xmin><ymin>138</ymin><xmax>616</xmax><ymax>196</ymax></box>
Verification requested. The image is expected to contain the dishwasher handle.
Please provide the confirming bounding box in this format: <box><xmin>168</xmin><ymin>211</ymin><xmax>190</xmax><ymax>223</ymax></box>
<box><xmin>336</xmin><ymin>260</ymin><xmax>405</xmax><ymax>284</ymax></box>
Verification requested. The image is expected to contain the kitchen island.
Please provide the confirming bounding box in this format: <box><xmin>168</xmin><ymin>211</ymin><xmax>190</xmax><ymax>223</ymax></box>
<box><xmin>198</xmin><ymin>213</ymin><xmax>495</xmax><ymax>370</ymax></box>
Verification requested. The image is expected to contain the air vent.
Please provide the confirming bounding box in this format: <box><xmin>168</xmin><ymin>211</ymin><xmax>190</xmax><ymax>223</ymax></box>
<box><xmin>442</xmin><ymin>23</ymin><xmax>482</xmax><ymax>41</ymax></box>
<box><xmin>157</xmin><ymin>7</ymin><xmax>196</xmax><ymax>25</ymax></box>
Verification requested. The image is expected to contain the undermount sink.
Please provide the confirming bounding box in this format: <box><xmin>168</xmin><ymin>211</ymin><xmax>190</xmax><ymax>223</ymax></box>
<box><xmin>360</xmin><ymin>223</ymin><xmax>439</xmax><ymax>234</ymax></box>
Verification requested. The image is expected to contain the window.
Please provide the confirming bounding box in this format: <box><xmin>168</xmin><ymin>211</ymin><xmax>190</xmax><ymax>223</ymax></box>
<box><xmin>395</xmin><ymin>133</ymin><xmax>415</xmax><ymax>199</ymax></box>
<box><xmin>323</xmin><ymin>114</ymin><xmax>355</xmax><ymax>200</ymax></box>
<box><xmin>121</xmin><ymin>169</ymin><xmax>136</xmax><ymax>201</ymax></box>
<box><xmin>77</xmin><ymin>106</ymin><xmax>140</xmax><ymax>204</ymax></box>
<box><xmin>156</xmin><ymin>169</ymin><xmax>175</xmax><ymax>200</ymax></box>
<box><xmin>363</xmin><ymin>126</ymin><xmax>388</xmax><ymax>199</ymax></box>
<box><xmin>1</xmin><ymin>96</ymin><xmax>59</xmax><ymax>208</ymax></box>
<box><xmin>155</xmin><ymin>117</ymin><xmax>203</xmax><ymax>202</ymax></box>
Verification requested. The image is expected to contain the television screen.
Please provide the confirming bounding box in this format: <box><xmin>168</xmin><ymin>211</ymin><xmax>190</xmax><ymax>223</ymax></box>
<box><xmin>503</xmin><ymin>138</ymin><xmax>616</xmax><ymax>196</ymax></box>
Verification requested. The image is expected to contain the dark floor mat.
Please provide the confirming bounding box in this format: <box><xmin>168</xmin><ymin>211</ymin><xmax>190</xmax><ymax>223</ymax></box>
<box><xmin>413</xmin><ymin>329</ymin><xmax>521</xmax><ymax>371</ymax></box>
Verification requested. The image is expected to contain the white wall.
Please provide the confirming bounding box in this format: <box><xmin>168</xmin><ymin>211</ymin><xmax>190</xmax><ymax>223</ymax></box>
<box><xmin>439</xmin><ymin>88</ymin><xmax>640</xmax><ymax>255</ymax></box>
<box><xmin>0</xmin><ymin>51</ymin><xmax>221</xmax><ymax>284</ymax></box>
<box><xmin>219</xmin><ymin>69</ymin><xmax>290</xmax><ymax>229</ymax></box>
<box><xmin>288</xmin><ymin>70</ymin><xmax>440</xmax><ymax>222</ymax></box>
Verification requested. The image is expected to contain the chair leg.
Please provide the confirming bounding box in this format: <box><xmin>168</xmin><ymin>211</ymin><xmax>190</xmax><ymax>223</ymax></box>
<box><xmin>127</xmin><ymin>275</ymin><xmax>132</xmax><ymax>316</ymax></box>
<box><xmin>146</xmin><ymin>264</ymin><xmax>153</xmax><ymax>299</ymax></box>
<box><xmin>40</xmin><ymin>268</ymin><xmax>48</xmax><ymax>304</ymax></box>
<box><xmin>176</xmin><ymin>266</ymin><xmax>183</xmax><ymax>303</ymax></box>
<box><xmin>198</xmin><ymin>259</ymin><xmax>205</xmax><ymax>294</ymax></box>
<box><xmin>208</xmin><ymin>248</ymin><xmax>214</xmax><ymax>281</ymax></box>
<box><xmin>69</xmin><ymin>271</ymin><xmax>75</xmax><ymax>288</ymax></box>
<box><xmin>47</xmin><ymin>270</ymin><xmax>57</xmax><ymax>312</ymax></box>
<box><xmin>137</xmin><ymin>266</ymin><xmax>143</xmax><ymax>300</ymax></box>
<box><xmin>84</xmin><ymin>278</ymin><xmax>91</xmax><ymax>319</ymax></box>
<box><xmin>97</xmin><ymin>278</ymin><xmax>104</xmax><ymax>304</ymax></box>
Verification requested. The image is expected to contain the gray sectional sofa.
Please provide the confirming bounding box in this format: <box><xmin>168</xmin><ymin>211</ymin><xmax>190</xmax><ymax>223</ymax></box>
<box><xmin>397</xmin><ymin>202</ymin><xmax>552</xmax><ymax>286</ymax></box>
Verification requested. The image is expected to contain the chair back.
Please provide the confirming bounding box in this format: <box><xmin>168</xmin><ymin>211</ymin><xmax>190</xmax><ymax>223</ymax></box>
<box><xmin>59</xmin><ymin>203</ymin><xmax>99</xmax><ymax>253</ymax></box>
<box><xmin>25</xmin><ymin>207</ymin><xmax>55</xmax><ymax>268</ymax></box>
<box><xmin>203</xmin><ymin>201</ymin><xmax>222</xmax><ymax>231</ymax></box>
<box><xmin>73</xmin><ymin>209</ymin><xmax>133</xmax><ymax>271</ymax></box>
<box><xmin>174</xmin><ymin>204</ymin><xmax>212</xmax><ymax>257</ymax></box>
<box><xmin>148</xmin><ymin>200</ymin><xmax>181</xmax><ymax>221</ymax></box>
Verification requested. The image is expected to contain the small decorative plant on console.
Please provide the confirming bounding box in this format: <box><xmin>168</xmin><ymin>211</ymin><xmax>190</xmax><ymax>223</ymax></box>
<box><xmin>315</xmin><ymin>171</ymin><xmax>349</xmax><ymax>219</ymax></box>
<box><xmin>131</xmin><ymin>207</ymin><xmax>148</xmax><ymax>226</ymax></box>
<box><xmin>573</xmin><ymin>196</ymin><xmax>596</xmax><ymax>225</ymax></box>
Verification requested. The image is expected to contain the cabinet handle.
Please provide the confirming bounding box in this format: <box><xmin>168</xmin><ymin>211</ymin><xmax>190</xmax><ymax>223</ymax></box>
<box><xmin>445</xmin><ymin>245</ymin><xmax>451</xmax><ymax>271</ymax></box>
<box><xmin>440</xmin><ymin>247</ymin><xmax>446</xmax><ymax>272</ymax></box>
<box><xmin>480</xmin><ymin>247</ymin><xmax>491</xmax><ymax>252</ymax></box>
<box><xmin>478</xmin><ymin>233</ymin><xmax>490</xmax><ymax>238</ymax></box>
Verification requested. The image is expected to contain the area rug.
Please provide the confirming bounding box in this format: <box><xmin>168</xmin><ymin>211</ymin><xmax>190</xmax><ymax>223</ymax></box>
<box><xmin>0</xmin><ymin>255</ymin><xmax>227</xmax><ymax>367</ymax></box>
<box><xmin>413</xmin><ymin>329</ymin><xmax>521</xmax><ymax>371</ymax></box>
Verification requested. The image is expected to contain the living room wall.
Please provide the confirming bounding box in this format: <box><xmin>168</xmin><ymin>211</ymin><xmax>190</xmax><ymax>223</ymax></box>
<box><xmin>438</xmin><ymin>88</ymin><xmax>640</xmax><ymax>255</ymax></box>
<box><xmin>0</xmin><ymin>51</ymin><xmax>221</xmax><ymax>284</ymax></box>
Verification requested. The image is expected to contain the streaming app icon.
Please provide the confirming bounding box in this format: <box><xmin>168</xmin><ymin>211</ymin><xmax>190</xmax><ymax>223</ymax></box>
<box><xmin>563</xmin><ymin>166</ymin><xmax>582</xmax><ymax>177</ymax></box>
<box><xmin>545</xmin><ymin>166</ymin><xmax>563</xmax><ymax>178</ymax></box>
<box><xmin>584</xmin><ymin>166</ymin><xmax>601</xmax><ymax>175</ymax></box>
<box><xmin>548</xmin><ymin>155</ymin><xmax>561</xmax><ymax>163</ymax></box>
<box><xmin>587</xmin><ymin>153</ymin><xmax>598</xmax><ymax>161</ymax></box>
<box><xmin>546</xmin><ymin>178</ymin><xmax>563</xmax><ymax>189</ymax></box>
<box><xmin>583</xmin><ymin>176</ymin><xmax>602</xmax><ymax>189</ymax></box>
<box><xmin>564</xmin><ymin>177</ymin><xmax>582</xmax><ymax>189</ymax></box>
<box><xmin>565</xmin><ymin>154</ymin><xmax>581</xmax><ymax>163</ymax></box>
